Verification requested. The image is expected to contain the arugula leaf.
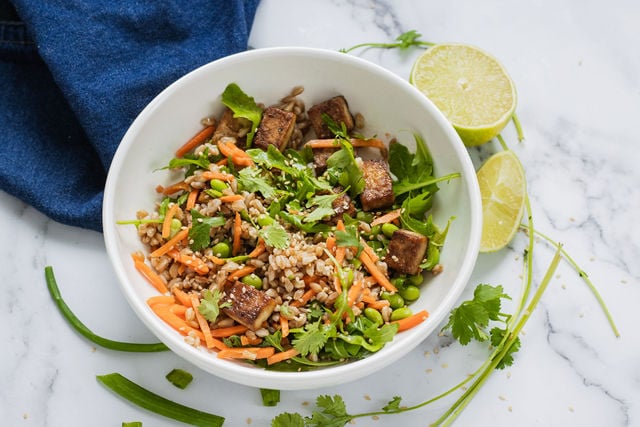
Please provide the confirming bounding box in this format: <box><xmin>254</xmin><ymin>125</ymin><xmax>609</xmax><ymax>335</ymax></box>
<box><xmin>443</xmin><ymin>284</ymin><xmax>510</xmax><ymax>345</ymax></box>
<box><xmin>258</xmin><ymin>223</ymin><xmax>289</xmax><ymax>249</ymax></box>
<box><xmin>198</xmin><ymin>289</ymin><xmax>231</xmax><ymax>323</ymax></box>
<box><xmin>221</xmin><ymin>83</ymin><xmax>262</xmax><ymax>147</ymax></box>
<box><xmin>337</xmin><ymin>322</ymin><xmax>398</xmax><ymax>353</ymax></box>
<box><xmin>189</xmin><ymin>210</ymin><xmax>226</xmax><ymax>251</ymax></box>
<box><xmin>279</xmin><ymin>211</ymin><xmax>331</xmax><ymax>234</ymax></box>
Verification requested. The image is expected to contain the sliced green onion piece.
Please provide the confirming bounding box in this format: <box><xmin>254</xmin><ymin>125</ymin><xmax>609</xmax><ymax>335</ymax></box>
<box><xmin>97</xmin><ymin>373</ymin><xmax>225</xmax><ymax>427</ymax></box>
<box><xmin>260</xmin><ymin>388</ymin><xmax>280</xmax><ymax>407</ymax></box>
<box><xmin>165</xmin><ymin>368</ymin><xmax>193</xmax><ymax>390</ymax></box>
<box><xmin>122</xmin><ymin>422</ymin><xmax>142</xmax><ymax>427</ymax></box>
<box><xmin>44</xmin><ymin>266</ymin><xmax>168</xmax><ymax>352</ymax></box>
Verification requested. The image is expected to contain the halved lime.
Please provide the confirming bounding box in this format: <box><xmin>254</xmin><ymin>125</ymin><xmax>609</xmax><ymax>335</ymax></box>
<box><xmin>476</xmin><ymin>150</ymin><xmax>526</xmax><ymax>252</ymax></box>
<box><xmin>411</xmin><ymin>43</ymin><xmax>517</xmax><ymax>146</ymax></box>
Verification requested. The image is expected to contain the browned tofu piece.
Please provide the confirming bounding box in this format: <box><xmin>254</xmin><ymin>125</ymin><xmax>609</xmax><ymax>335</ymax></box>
<box><xmin>385</xmin><ymin>229</ymin><xmax>428</xmax><ymax>276</ymax></box>
<box><xmin>307</xmin><ymin>95</ymin><xmax>354</xmax><ymax>138</ymax></box>
<box><xmin>212</xmin><ymin>108</ymin><xmax>251</xmax><ymax>145</ymax></box>
<box><xmin>222</xmin><ymin>281</ymin><xmax>276</xmax><ymax>330</ymax></box>
<box><xmin>360</xmin><ymin>159</ymin><xmax>395</xmax><ymax>211</ymax></box>
<box><xmin>311</xmin><ymin>146</ymin><xmax>338</xmax><ymax>175</ymax></box>
<box><xmin>253</xmin><ymin>106</ymin><xmax>296</xmax><ymax>151</ymax></box>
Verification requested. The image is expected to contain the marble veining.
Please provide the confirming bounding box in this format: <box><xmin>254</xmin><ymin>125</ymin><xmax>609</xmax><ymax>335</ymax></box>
<box><xmin>1</xmin><ymin>0</ymin><xmax>639</xmax><ymax>426</ymax></box>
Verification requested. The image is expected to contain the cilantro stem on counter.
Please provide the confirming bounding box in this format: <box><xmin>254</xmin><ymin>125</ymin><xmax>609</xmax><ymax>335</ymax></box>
<box><xmin>97</xmin><ymin>373</ymin><xmax>225</xmax><ymax>427</ymax></box>
<box><xmin>340</xmin><ymin>30</ymin><xmax>434</xmax><ymax>54</ymax></box>
<box><xmin>44</xmin><ymin>266</ymin><xmax>169</xmax><ymax>352</ymax></box>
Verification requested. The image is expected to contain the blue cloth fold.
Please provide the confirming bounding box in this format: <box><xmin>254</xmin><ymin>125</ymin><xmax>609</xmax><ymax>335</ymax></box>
<box><xmin>0</xmin><ymin>0</ymin><xmax>260</xmax><ymax>231</ymax></box>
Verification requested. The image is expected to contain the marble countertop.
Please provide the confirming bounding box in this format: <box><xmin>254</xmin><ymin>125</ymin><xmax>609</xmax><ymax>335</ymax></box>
<box><xmin>2</xmin><ymin>1</ymin><xmax>639</xmax><ymax>426</ymax></box>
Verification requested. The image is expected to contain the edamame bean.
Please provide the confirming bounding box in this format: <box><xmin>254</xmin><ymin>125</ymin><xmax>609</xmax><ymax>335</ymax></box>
<box><xmin>381</xmin><ymin>223</ymin><xmax>399</xmax><ymax>238</ymax></box>
<box><xmin>241</xmin><ymin>273</ymin><xmax>263</xmax><ymax>289</ymax></box>
<box><xmin>407</xmin><ymin>272</ymin><xmax>424</xmax><ymax>286</ymax></box>
<box><xmin>390</xmin><ymin>307</ymin><xmax>413</xmax><ymax>321</ymax></box>
<box><xmin>399</xmin><ymin>285</ymin><xmax>420</xmax><ymax>302</ymax></box>
<box><xmin>209</xmin><ymin>179</ymin><xmax>228</xmax><ymax>192</ymax></box>
<box><xmin>390</xmin><ymin>277</ymin><xmax>406</xmax><ymax>288</ymax></box>
<box><xmin>381</xmin><ymin>292</ymin><xmax>404</xmax><ymax>309</ymax></box>
<box><xmin>211</xmin><ymin>241</ymin><xmax>231</xmax><ymax>258</ymax></box>
<box><xmin>364</xmin><ymin>307</ymin><xmax>383</xmax><ymax>326</ymax></box>
<box><xmin>368</xmin><ymin>224</ymin><xmax>381</xmax><ymax>236</ymax></box>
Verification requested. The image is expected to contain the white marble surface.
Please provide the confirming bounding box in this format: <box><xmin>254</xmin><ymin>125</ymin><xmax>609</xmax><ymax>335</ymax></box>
<box><xmin>2</xmin><ymin>0</ymin><xmax>639</xmax><ymax>426</ymax></box>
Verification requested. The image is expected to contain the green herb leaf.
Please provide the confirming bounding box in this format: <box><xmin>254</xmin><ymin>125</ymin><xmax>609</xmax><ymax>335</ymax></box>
<box><xmin>189</xmin><ymin>210</ymin><xmax>226</xmax><ymax>251</ymax></box>
<box><xmin>238</xmin><ymin>167</ymin><xmax>276</xmax><ymax>198</ymax></box>
<box><xmin>198</xmin><ymin>289</ymin><xmax>231</xmax><ymax>323</ymax></box>
<box><xmin>325</xmin><ymin>140</ymin><xmax>364</xmax><ymax>198</ymax></box>
<box><xmin>221</xmin><ymin>83</ymin><xmax>262</xmax><ymax>147</ymax></box>
<box><xmin>271</xmin><ymin>412</ymin><xmax>306</xmax><ymax>427</ymax></box>
<box><xmin>307</xmin><ymin>395</ymin><xmax>352</xmax><ymax>427</ymax></box>
<box><xmin>382</xmin><ymin>396</ymin><xmax>403</xmax><ymax>412</ymax></box>
<box><xmin>490</xmin><ymin>327</ymin><xmax>521</xmax><ymax>369</ymax></box>
<box><xmin>259</xmin><ymin>223</ymin><xmax>290</xmax><ymax>249</ymax></box>
<box><xmin>291</xmin><ymin>321</ymin><xmax>336</xmax><ymax>357</ymax></box>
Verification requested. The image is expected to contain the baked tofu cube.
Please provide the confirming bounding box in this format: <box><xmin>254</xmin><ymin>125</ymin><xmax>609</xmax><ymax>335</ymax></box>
<box><xmin>253</xmin><ymin>106</ymin><xmax>296</xmax><ymax>151</ymax></box>
<box><xmin>329</xmin><ymin>186</ymin><xmax>356</xmax><ymax>224</ymax></box>
<box><xmin>385</xmin><ymin>229</ymin><xmax>428</xmax><ymax>276</ymax></box>
<box><xmin>311</xmin><ymin>146</ymin><xmax>339</xmax><ymax>175</ymax></box>
<box><xmin>307</xmin><ymin>95</ymin><xmax>355</xmax><ymax>138</ymax></box>
<box><xmin>222</xmin><ymin>281</ymin><xmax>276</xmax><ymax>330</ymax></box>
<box><xmin>360</xmin><ymin>159</ymin><xmax>395</xmax><ymax>211</ymax></box>
<box><xmin>213</xmin><ymin>108</ymin><xmax>251</xmax><ymax>145</ymax></box>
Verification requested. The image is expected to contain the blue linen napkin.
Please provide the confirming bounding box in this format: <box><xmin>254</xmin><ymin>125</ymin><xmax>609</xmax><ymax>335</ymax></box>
<box><xmin>0</xmin><ymin>0</ymin><xmax>260</xmax><ymax>232</ymax></box>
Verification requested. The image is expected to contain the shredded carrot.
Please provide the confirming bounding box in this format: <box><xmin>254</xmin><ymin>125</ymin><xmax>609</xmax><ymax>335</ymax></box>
<box><xmin>360</xmin><ymin>240</ymin><xmax>379</xmax><ymax>263</ymax></box>
<box><xmin>175</xmin><ymin>125</ymin><xmax>215</xmax><ymax>158</ymax></box>
<box><xmin>267</xmin><ymin>348</ymin><xmax>300</xmax><ymax>365</ymax></box>
<box><xmin>150</xmin><ymin>228</ymin><xmax>189</xmax><ymax>258</ymax></box>
<box><xmin>172</xmin><ymin>288</ymin><xmax>193</xmax><ymax>307</ymax></box>
<box><xmin>151</xmin><ymin>304</ymin><xmax>204</xmax><ymax>340</ymax></box>
<box><xmin>306</xmin><ymin>138</ymin><xmax>387</xmax><ymax>154</ymax></box>
<box><xmin>170</xmin><ymin>303</ymin><xmax>188</xmax><ymax>318</ymax></box>
<box><xmin>280</xmin><ymin>316</ymin><xmax>290</xmax><ymax>338</ymax></box>
<box><xmin>326</xmin><ymin>236</ymin><xmax>336</xmax><ymax>254</ymax></box>
<box><xmin>147</xmin><ymin>295</ymin><xmax>175</xmax><ymax>306</ymax></box>
<box><xmin>158</xmin><ymin>181</ymin><xmax>190</xmax><ymax>196</ymax></box>
<box><xmin>217</xmin><ymin>347</ymin><xmax>275</xmax><ymax>360</ymax></box>
<box><xmin>219</xmin><ymin>194</ymin><xmax>243</xmax><ymax>203</ymax></box>
<box><xmin>186</xmin><ymin>189</ymin><xmax>199</xmax><ymax>210</ymax></box>
<box><xmin>371</xmin><ymin>208</ymin><xmax>402</xmax><ymax>227</ymax></box>
<box><xmin>359</xmin><ymin>251</ymin><xmax>397</xmax><ymax>292</ymax></box>
<box><xmin>133</xmin><ymin>259</ymin><xmax>169</xmax><ymax>294</ymax></box>
<box><xmin>216</xmin><ymin>158</ymin><xmax>228</xmax><ymax>166</ymax></box>
<box><xmin>227</xmin><ymin>265</ymin><xmax>256</xmax><ymax>283</ymax></box>
<box><xmin>131</xmin><ymin>251</ymin><xmax>145</xmax><ymax>263</ymax></box>
<box><xmin>232</xmin><ymin>211</ymin><xmax>242</xmax><ymax>256</ymax></box>
<box><xmin>166</xmin><ymin>249</ymin><xmax>210</xmax><ymax>275</ymax></box>
<box><xmin>247</xmin><ymin>238</ymin><xmax>266</xmax><ymax>258</ymax></box>
<box><xmin>240</xmin><ymin>335</ymin><xmax>262</xmax><ymax>346</ymax></box>
<box><xmin>393</xmin><ymin>310</ymin><xmax>430</xmax><ymax>332</ymax></box>
<box><xmin>161</xmin><ymin>203</ymin><xmax>180</xmax><ymax>239</ymax></box>
<box><xmin>217</xmin><ymin>138</ymin><xmax>254</xmax><ymax>167</ymax></box>
<box><xmin>190</xmin><ymin>294</ymin><xmax>217</xmax><ymax>349</ymax></box>
<box><xmin>209</xmin><ymin>324</ymin><xmax>248</xmax><ymax>338</ymax></box>
<box><xmin>200</xmin><ymin>170</ymin><xmax>234</xmax><ymax>182</ymax></box>
<box><xmin>291</xmin><ymin>288</ymin><xmax>316</xmax><ymax>308</ymax></box>
<box><xmin>366</xmin><ymin>299</ymin><xmax>390</xmax><ymax>310</ymax></box>
<box><xmin>206</xmin><ymin>255</ymin><xmax>227</xmax><ymax>265</ymax></box>
<box><xmin>347</xmin><ymin>280</ymin><xmax>364</xmax><ymax>308</ymax></box>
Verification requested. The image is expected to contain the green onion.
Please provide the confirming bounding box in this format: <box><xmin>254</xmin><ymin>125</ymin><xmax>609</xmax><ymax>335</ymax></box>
<box><xmin>260</xmin><ymin>388</ymin><xmax>280</xmax><ymax>407</ymax></box>
<box><xmin>97</xmin><ymin>373</ymin><xmax>224</xmax><ymax>427</ymax></box>
<box><xmin>44</xmin><ymin>266</ymin><xmax>168</xmax><ymax>352</ymax></box>
<box><xmin>122</xmin><ymin>422</ymin><xmax>142</xmax><ymax>427</ymax></box>
<box><xmin>165</xmin><ymin>368</ymin><xmax>193</xmax><ymax>390</ymax></box>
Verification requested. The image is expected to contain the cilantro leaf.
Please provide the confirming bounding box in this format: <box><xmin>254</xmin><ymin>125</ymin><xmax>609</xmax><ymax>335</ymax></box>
<box><xmin>198</xmin><ymin>289</ymin><xmax>231</xmax><ymax>323</ymax></box>
<box><xmin>443</xmin><ymin>284</ymin><xmax>510</xmax><ymax>345</ymax></box>
<box><xmin>247</xmin><ymin>145</ymin><xmax>297</xmax><ymax>175</ymax></box>
<box><xmin>382</xmin><ymin>396</ymin><xmax>403</xmax><ymax>412</ymax></box>
<box><xmin>490</xmin><ymin>327</ymin><xmax>521</xmax><ymax>369</ymax></box>
<box><xmin>325</xmin><ymin>140</ymin><xmax>364</xmax><ymax>198</ymax></box>
<box><xmin>335</xmin><ymin>225</ymin><xmax>362</xmax><ymax>255</ymax></box>
<box><xmin>258</xmin><ymin>223</ymin><xmax>289</xmax><ymax>249</ymax></box>
<box><xmin>306</xmin><ymin>395</ymin><xmax>351</xmax><ymax>427</ymax></box>
<box><xmin>189</xmin><ymin>210</ymin><xmax>227</xmax><ymax>251</ymax></box>
<box><xmin>221</xmin><ymin>83</ymin><xmax>262</xmax><ymax>147</ymax></box>
<box><xmin>237</xmin><ymin>167</ymin><xmax>276</xmax><ymax>199</ymax></box>
<box><xmin>291</xmin><ymin>321</ymin><xmax>335</xmax><ymax>356</ymax></box>
<box><xmin>271</xmin><ymin>412</ymin><xmax>305</xmax><ymax>427</ymax></box>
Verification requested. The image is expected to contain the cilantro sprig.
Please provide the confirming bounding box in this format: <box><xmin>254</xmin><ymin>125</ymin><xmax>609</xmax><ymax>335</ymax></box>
<box><xmin>339</xmin><ymin>30</ymin><xmax>434</xmax><ymax>54</ymax></box>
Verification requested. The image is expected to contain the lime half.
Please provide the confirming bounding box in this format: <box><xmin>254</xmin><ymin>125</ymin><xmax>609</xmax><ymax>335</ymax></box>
<box><xmin>476</xmin><ymin>150</ymin><xmax>526</xmax><ymax>252</ymax></box>
<box><xmin>411</xmin><ymin>43</ymin><xmax>517</xmax><ymax>146</ymax></box>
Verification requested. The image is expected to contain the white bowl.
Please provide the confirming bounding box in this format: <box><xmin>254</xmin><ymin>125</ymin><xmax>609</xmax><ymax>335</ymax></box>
<box><xmin>103</xmin><ymin>47</ymin><xmax>481</xmax><ymax>390</ymax></box>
